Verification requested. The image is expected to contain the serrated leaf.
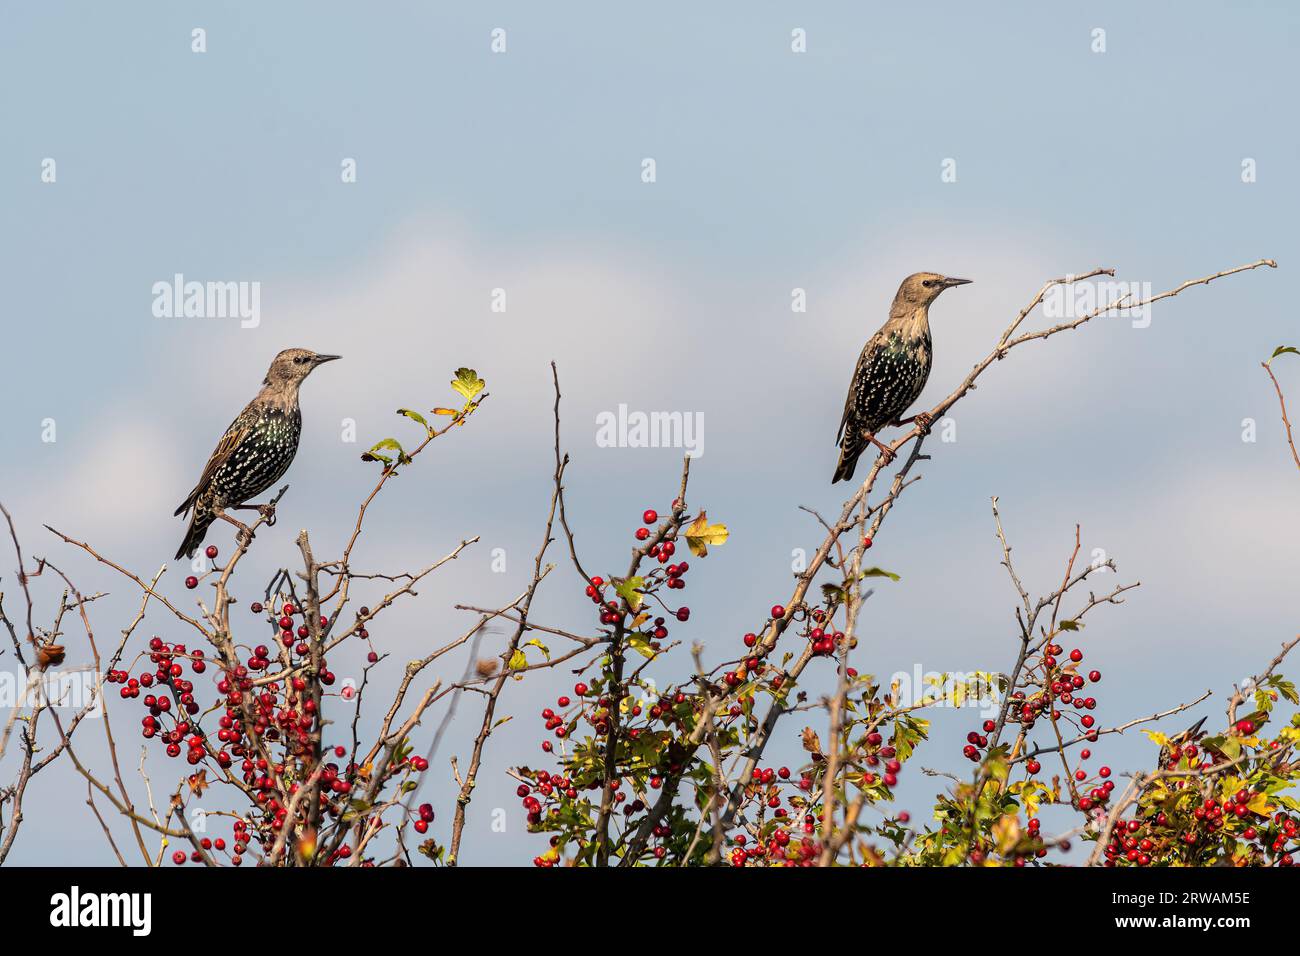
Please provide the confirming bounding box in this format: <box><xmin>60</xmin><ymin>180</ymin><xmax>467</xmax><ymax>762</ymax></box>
<box><xmin>614</xmin><ymin>576</ymin><xmax>645</xmax><ymax>612</ymax></box>
<box><xmin>1144</xmin><ymin>730</ymin><xmax>1171</xmax><ymax>747</ymax></box>
<box><xmin>684</xmin><ymin>511</ymin><xmax>728</xmax><ymax>557</ymax></box>
<box><xmin>508</xmin><ymin>648</ymin><xmax>528</xmax><ymax>671</ymax></box>
<box><xmin>451</xmin><ymin>367</ymin><xmax>485</xmax><ymax>401</ymax></box>
<box><xmin>1266</xmin><ymin>675</ymin><xmax>1299</xmax><ymax>705</ymax></box>
<box><xmin>362</xmin><ymin>437</ymin><xmax>409</xmax><ymax>465</ymax></box>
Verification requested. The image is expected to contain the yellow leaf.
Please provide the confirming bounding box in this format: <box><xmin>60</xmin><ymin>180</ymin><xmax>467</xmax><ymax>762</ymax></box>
<box><xmin>431</xmin><ymin>407</ymin><xmax>458</xmax><ymax>416</ymax></box>
<box><xmin>450</xmin><ymin>368</ymin><xmax>485</xmax><ymax>401</ymax></box>
<box><xmin>684</xmin><ymin>511</ymin><xmax>729</xmax><ymax>557</ymax></box>
<box><xmin>991</xmin><ymin>814</ymin><xmax>1020</xmax><ymax>854</ymax></box>
<box><xmin>1247</xmin><ymin>793</ymin><xmax>1273</xmax><ymax>816</ymax></box>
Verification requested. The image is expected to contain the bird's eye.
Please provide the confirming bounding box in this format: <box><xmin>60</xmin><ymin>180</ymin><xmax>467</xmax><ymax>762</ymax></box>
<box><xmin>921</xmin><ymin>279</ymin><xmax>935</xmax><ymax>288</ymax></box>
<box><xmin>294</xmin><ymin>356</ymin><xmax>306</xmax><ymax>364</ymax></box>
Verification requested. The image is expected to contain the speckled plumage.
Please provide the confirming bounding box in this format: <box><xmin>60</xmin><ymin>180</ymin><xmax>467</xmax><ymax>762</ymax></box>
<box><xmin>175</xmin><ymin>348</ymin><xmax>339</xmax><ymax>560</ymax></box>
<box><xmin>833</xmin><ymin>273</ymin><xmax>969</xmax><ymax>483</ymax></box>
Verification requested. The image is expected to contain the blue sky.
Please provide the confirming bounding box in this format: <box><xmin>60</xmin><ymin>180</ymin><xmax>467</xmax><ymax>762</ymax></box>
<box><xmin>1</xmin><ymin>1</ymin><xmax>1297</xmax><ymax>865</ymax></box>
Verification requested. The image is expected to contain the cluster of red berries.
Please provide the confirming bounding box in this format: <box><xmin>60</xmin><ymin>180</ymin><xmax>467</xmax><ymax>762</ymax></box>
<box><xmin>537</xmin><ymin>682</ymin><xmax>650</xmax><ymax>752</ymax></box>
<box><xmin>107</xmin><ymin>638</ymin><xmax>214</xmax><ymax>763</ymax></box>
<box><xmin>808</xmin><ymin>626</ymin><xmax>846</xmax><ymax>657</ymax></box>
<box><xmin>729</xmin><ymin>815</ymin><xmax>821</xmax><ymax>866</ymax></box>
<box><xmin>966</xmin><ymin>644</ymin><xmax>1104</xmax><ymax>771</ymax></box>
<box><xmin>115</xmin><ymin>597</ymin><xmax>425</xmax><ymax>865</ymax></box>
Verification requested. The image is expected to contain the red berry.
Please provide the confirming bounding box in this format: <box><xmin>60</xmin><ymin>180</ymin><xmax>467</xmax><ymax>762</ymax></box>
<box><xmin>643</xmin><ymin>510</ymin><xmax>658</xmax><ymax>524</ymax></box>
<box><xmin>184</xmin><ymin>576</ymin><xmax>198</xmax><ymax>589</ymax></box>
<box><xmin>205</xmin><ymin>545</ymin><xmax>218</xmax><ymax>559</ymax></box>
<box><xmin>635</xmin><ymin>527</ymin><xmax>650</xmax><ymax>541</ymax></box>
<box><xmin>861</xmin><ymin>536</ymin><xmax>872</xmax><ymax>549</ymax></box>
<box><xmin>770</xmin><ymin>605</ymin><xmax>786</xmax><ymax>619</ymax></box>
<box><xmin>1069</xmin><ymin>648</ymin><xmax>1083</xmax><ymax>662</ymax></box>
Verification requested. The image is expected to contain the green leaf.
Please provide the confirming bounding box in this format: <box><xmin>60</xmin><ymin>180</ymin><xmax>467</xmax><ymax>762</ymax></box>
<box><xmin>397</xmin><ymin>408</ymin><xmax>429</xmax><ymax>427</ymax></box>
<box><xmin>361</xmin><ymin>437</ymin><xmax>409</xmax><ymax>465</ymax></box>
<box><xmin>341</xmin><ymin>798</ymin><xmax>372</xmax><ymax>823</ymax></box>
<box><xmin>1058</xmin><ymin>619</ymin><xmax>1082</xmax><ymax>631</ymax></box>
<box><xmin>821</xmin><ymin>583</ymin><xmax>846</xmax><ymax>603</ymax></box>
<box><xmin>861</xmin><ymin>567</ymin><xmax>901</xmax><ymax>582</ymax></box>
<box><xmin>451</xmin><ymin>368</ymin><xmax>485</xmax><ymax>401</ymax></box>
<box><xmin>614</xmin><ymin>576</ymin><xmax>646</xmax><ymax>612</ymax></box>
<box><xmin>627</xmin><ymin>634</ymin><xmax>658</xmax><ymax>659</ymax></box>
<box><xmin>1266</xmin><ymin>675</ymin><xmax>1299</xmax><ymax>705</ymax></box>
<box><xmin>1270</xmin><ymin>345</ymin><xmax>1299</xmax><ymax>360</ymax></box>
<box><xmin>823</xmin><ymin>567</ymin><xmax>900</xmax><ymax>603</ymax></box>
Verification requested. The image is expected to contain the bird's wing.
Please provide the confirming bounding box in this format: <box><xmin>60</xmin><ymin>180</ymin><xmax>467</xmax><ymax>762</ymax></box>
<box><xmin>835</xmin><ymin>331</ymin><xmax>888</xmax><ymax>445</ymax></box>
<box><xmin>173</xmin><ymin>409</ymin><xmax>254</xmax><ymax>517</ymax></box>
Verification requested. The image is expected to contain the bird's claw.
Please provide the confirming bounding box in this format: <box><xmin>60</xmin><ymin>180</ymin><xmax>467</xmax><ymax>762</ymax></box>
<box><xmin>913</xmin><ymin>412</ymin><xmax>933</xmax><ymax>435</ymax></box>
<box><xmin>258</xmin><ymin>503</ymin><xmax>278</xmax><ymax>527</ymax></box>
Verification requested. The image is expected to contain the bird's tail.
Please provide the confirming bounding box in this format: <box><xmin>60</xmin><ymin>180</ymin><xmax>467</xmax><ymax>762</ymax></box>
<box><xmin>176</xmin><ymin>500</ymin><xmax>215</xmax><ymax>561</ymax></box>
<box><xmin>832</xmin><ymin>439</ymin><xmax>862</xmax><ymax>484</ymax></box>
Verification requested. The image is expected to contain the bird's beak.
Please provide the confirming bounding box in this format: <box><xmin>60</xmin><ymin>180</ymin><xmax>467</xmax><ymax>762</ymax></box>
<box><xmin>941</xmin><ymin>277</ymin><xmax>972</xmax><ymax>288</ymax></box>
<box><xmin>313</xmin><ymin>354</ymin><xmax>342</xmax><ymax>365</ymax></box>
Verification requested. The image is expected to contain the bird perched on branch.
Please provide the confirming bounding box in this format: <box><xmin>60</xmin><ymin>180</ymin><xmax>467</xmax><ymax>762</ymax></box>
<box><xmin>832</xmin><ymin>272</ymin><xmax>971</xmax><ymax>483</ymax></box>
<box><xmin>1158</xmin><ymin>715</ymin><xmax>1208</xmax><ymax>766</ymax></box>
<box><xmin>174</xmin><ymin>348</ymin><xmax>340</xmax><ymax>560</ymax></box>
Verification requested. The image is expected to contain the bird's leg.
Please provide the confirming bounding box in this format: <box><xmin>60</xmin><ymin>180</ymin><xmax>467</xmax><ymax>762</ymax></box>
<box><xmin>864</xmin><ymin>432</ymin><xmax>896</xmax><ymax>465</ymax></box>
<box><xmin>233</xmin><ymin>502</ymin><xmax>279</xmax><ymax>526</ymax></box>
<box><xmin>216</xmin><ymin>511</ymin><xmax>256</xmax><ymax>547</ymax></box>
<box><xmin>894</xmin><ymin>411</ymin><xmax>934</xmax><ymax>435</ymax></box>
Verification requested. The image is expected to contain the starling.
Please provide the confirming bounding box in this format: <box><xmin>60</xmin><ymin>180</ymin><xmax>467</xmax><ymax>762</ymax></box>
<box><xmin>1158</xmin><ymin>715</ymin><xmax>1207</xmax><ymax>765</ymax></box>
<box><xmin>832</xmin><ymin>272</ymin><xmax>971</xmax><ymax>483</ymax></box>
<box><xmin>174</xmin><ymin>348</ymin><xmax>340</xmax><ymax>560</ymax></box>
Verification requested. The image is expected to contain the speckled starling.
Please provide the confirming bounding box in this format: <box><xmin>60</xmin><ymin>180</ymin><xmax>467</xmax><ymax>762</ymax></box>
<box><xmin>832</xmin><ymin>273</ymin><xmax>970</xmax><ymax>483</ymax></box>
<box><xmin>174</xmin><ymin>348</ymin><xmax>340</xmax><ymax>559</ymax></box>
